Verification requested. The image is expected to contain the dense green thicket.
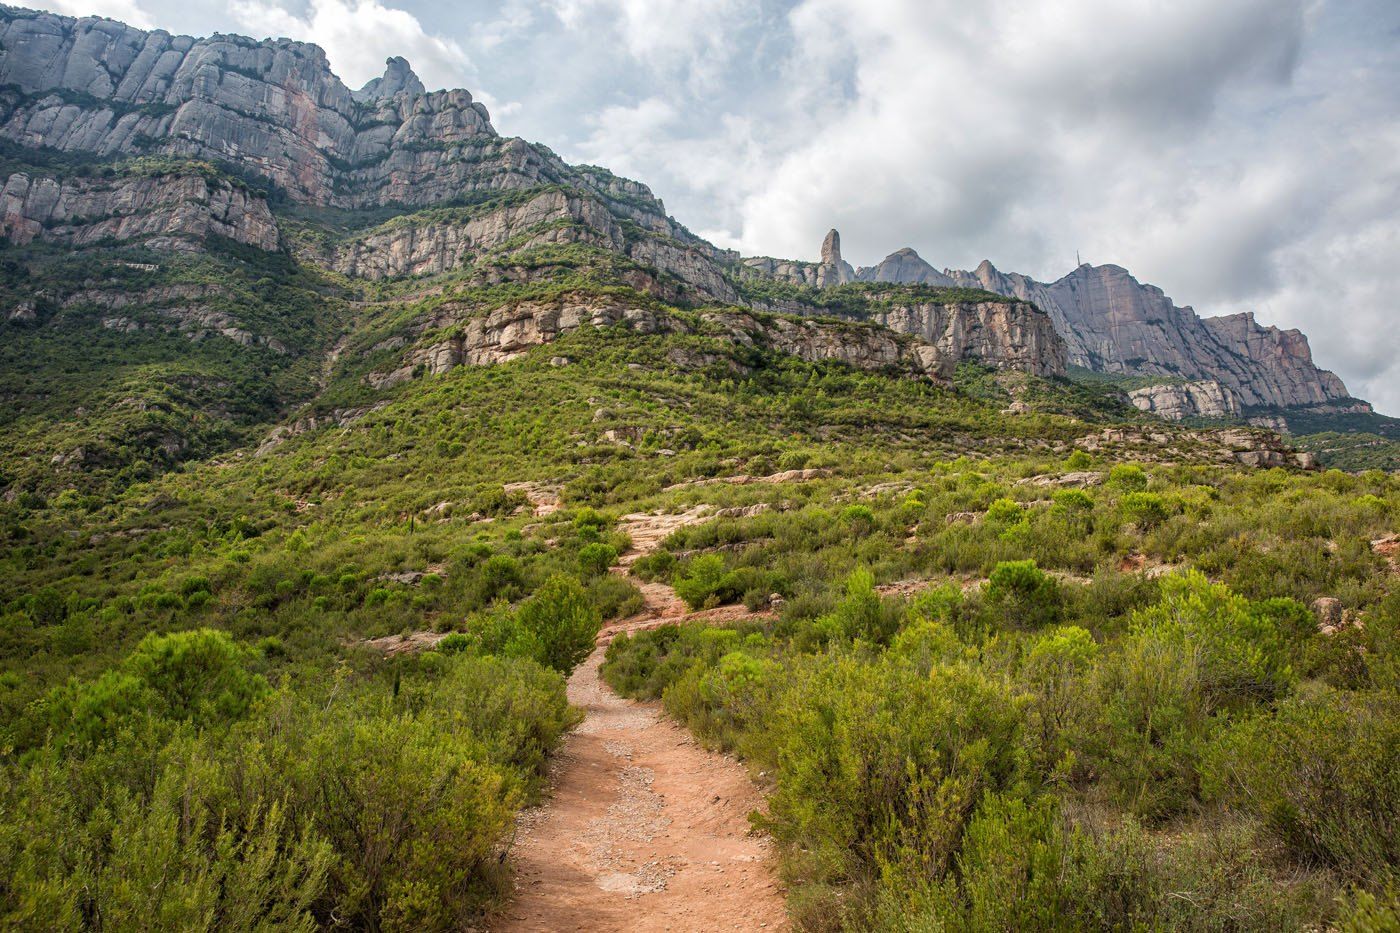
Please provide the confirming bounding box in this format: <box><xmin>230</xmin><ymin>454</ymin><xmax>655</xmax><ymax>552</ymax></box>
<box><xmin>1</xmin><ymin>630</ymin><xmax>578</xmax><ymax>929</ymax></box>
<box><xmin>604</xmin><ymin>567</ymin><xmax>1400</xmax><ymax>930</ymax></box>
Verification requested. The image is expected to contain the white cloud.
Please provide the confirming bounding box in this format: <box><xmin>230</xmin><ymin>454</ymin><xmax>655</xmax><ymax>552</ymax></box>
<box><xmin>27</xmin><ymin>0</ymin><xmax>154</xmax><ymax>28</ymax></box>
<box><xmin>548</xmin><ymin>0</ymin><xmax>752</xmax><ymax>94</ymax></box>
<box><xmin>226</xmin><ymin>0</ymin><xmax>469</xmax><ymax>91</ymax></box>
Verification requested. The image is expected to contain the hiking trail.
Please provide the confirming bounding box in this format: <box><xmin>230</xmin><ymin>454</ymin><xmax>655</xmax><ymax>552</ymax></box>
<box><xmin>495</xmin><ymin>508</ymin><xmax>787</xmax><ymax>931</ymax></box>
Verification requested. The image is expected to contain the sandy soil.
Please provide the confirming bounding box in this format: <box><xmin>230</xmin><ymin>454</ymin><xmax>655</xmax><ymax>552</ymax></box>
<box><xmin>494</xmin><ymin>511</ymin><xmax>788</xmax><ymax>932</ymax></box>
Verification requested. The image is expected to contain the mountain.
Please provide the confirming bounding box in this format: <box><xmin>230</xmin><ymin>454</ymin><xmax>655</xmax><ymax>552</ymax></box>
<box><xmin>2</xmin><ymin>5</ymin><xmax>1363</xmax><ymax>437</ymax></box>
<box><xmin>0</xmin><ymin>5</ymin><xmax>1076</xmax><ymax>496</ymax></box>
<box><xmin>844</xmin><ymin>241</ymin><xmax>1370</xmax><ymax>419</ymax></box>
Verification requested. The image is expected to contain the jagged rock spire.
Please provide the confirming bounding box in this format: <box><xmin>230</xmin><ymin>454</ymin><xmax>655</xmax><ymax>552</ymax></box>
<box><xmin>820</xmin><ymin>228</ymin><xmax>842</xmax><ymax>265</ymax></box>
<box><xmin>354</xmin><ymin>56</ymin><xmax>425</xmax><ymax>103</ymax></box>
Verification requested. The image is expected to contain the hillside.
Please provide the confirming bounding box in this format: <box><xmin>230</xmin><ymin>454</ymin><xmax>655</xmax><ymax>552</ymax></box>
<box><xmin>0</xmin><ymin>6</ymin><xmax>1398</xmax><ymax>932</ymax></box>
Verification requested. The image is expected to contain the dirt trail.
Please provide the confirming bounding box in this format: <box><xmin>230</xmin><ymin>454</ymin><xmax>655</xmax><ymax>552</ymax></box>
<box><xmin>496</xmin><ymin>510</ymin><xmax>787</xmax><ymax>932</ymax></box>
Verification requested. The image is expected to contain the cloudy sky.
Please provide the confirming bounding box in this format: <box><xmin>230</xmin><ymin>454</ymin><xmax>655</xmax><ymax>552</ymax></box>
<box><xmin>30</xmin><ymin>0</ymin><xmax>1400</xmax><ymax>412</ymax></box>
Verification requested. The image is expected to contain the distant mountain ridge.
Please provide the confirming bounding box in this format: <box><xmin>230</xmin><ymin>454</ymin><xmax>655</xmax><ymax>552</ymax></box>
<box><xmin>750</xmin><ymin>232</ymin><xmax>1369</xmax><ymax>418</ymax></box>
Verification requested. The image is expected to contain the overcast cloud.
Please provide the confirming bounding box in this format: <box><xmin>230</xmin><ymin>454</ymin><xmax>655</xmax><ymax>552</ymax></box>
<box><xmin>25</xmin><ymin>0</ymin><xmax>1400</xmax><ymax>412</ymax></box>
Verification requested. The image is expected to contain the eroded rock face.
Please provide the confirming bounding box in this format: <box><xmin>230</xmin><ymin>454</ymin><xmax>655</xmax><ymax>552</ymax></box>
<box><xmin>0</xmin><ymin>170</ymin><xmax>279</xmax><ymax>250</ymax></box>
<box><xmin>856</xmin><ymin>247</ymin><xmax>955</xmax><ymax>286</ymax></box>
<box><xmin>943</xmin><ymin>261</ymin><xmax>1362</xmax><ymax>411</ymax></box>
<box><xmin>0</xmin><ymin>9</ymin><xmax>496</xmax><ymax>208</ymax></box>
<box><xmin>1128</xmin><ymin>381</ymin><xmax>1241</xmax><ymax>420</ymax></box>
<box><xmin>742</xmin><ymin>228</ymin><xmax>854</xmax><ymax>287</ymax></box>
<box><xmin>323</xmin><ymin>188</ymin><xmax>736</xmax><ymax>302</ymax></box>
<box><xmin>0</xmin><ymin>4</ymin><xmax>735</xmax><ymax>241</ymax></box>
<box><xmin>364</xmin><ymin>295</ymin><xmax>955</xmax><ymax>389</ymax></box>
<box><xmin>871</xmin><ymin>300</ymin><xmax>1066</xmax><ymax>377</ymax></box>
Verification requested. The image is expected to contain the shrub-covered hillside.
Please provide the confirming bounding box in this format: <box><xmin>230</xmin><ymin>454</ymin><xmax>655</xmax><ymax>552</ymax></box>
<box><xmin>2</xmin><ymin>299</ymin><xmax>1398</xmax><ymax>926</ymax></box>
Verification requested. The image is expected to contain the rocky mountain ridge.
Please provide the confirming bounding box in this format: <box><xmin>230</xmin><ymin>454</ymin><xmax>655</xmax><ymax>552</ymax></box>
<box><xmin>767</xmin><ymin>235</ymin><xmax>1368</xmax><ymax>418</ymax></box>
<box><xmin>0</xmin><ymin>5</ymin><xmax>1366</xmax><ymax>446</ymax></box>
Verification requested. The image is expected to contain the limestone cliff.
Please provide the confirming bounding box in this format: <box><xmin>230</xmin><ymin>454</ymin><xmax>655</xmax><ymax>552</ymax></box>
<box><xmin>870</xmin><ymin>298</ymin><xmax>1066</xmax><ymax>377</ymax></box>
<box><xmin>844</xmin><ymin>245</ymin><xmax>1364</xmax><ymax>413</ymax></box>
<box><xmin>363</xmin><ymin>295</ymin><xmax>953</xmax><ymax>390</ymax></box>
<box><xmin>741</xmin><ymin>228</ymin><xmax>854</xmax><ymax>287</ymax></box>
<box><xmin>0</xmin><ymin>2</ymin><xmax>716</xmax><ymax>247</ymax></box>
<box><xmin>1127</xmin><ymin>381</ymin><xmax>1240</xmax><ymax>421</ymax></box>
<box><xmin>319</xmin><ymin>187</ymin><xmax>737</xmax><ymax>303</ymax></box>
<box><xmin>856</xmin><ymin>247</ymin><xmax>955</xmax><ymax>286</ymax></box>
<box><xmin>0</xmin><ymin>167</ymin><xmax>279</xmax><ymax>250</ymax></box>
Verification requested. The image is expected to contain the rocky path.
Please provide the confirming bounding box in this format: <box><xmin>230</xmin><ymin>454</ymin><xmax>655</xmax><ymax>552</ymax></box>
<box><xmin>495</xmin><ymin>510</ymin><xmax>787</xmax><ymax>932</ymax></box>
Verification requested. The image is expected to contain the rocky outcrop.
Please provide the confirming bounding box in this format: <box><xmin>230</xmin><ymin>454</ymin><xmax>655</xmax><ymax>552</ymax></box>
<box><xmin>1075</xmin><ymin>425</ymin><xmax>1318</xmax><ymax>470</ymax></box>
<box><xmin>327</xmin><ymin>189</ymin><xmax>623</xmax><ymax>280</ymax></box>
<box><xmin>99</xmin><ymin>305</ymin><xmax>288</xmax><ymax>352</ymax></box>
<box><xmin>700</xmin><ymin>309</ymin><xmax>946</xmax><ymax>377</ymax></box>
<box><xmin>323</xmin><ymin>187</ymin><xmax>736</xmax><ymax>302</ymax></box>
<box><xmin>841</xmin><ymin>247</ymin><xmax>1363</xmax><ymax>412</ymax></box>
<box><xmin>856</xmin><ymin>247</ymin><xmax>955</xmax><ymax>286</ymax></box>
<box><xmin>0</xmin><ymin>169</ymin><xmax>279</xmax><ymax>249</ymax></box>
<box><xmin>1128</xmin><ymin>381</ymin><xmax>1241</xmax><ymax>420</ymax></box>
<box><xmin>741</xmin><ymin>228</ymin><xmax>854</xmax><ymax>288</ymax></box>
<box><xmin>364</xmin><ymin>295</ymin><xmax>955</xmax><ymax>389</ymax></box>
<box><xmin>869</xmin><ymin>299</ymin><xmax>1066</xmax><ymax>377</ymax></box>
<box><xmin>0</xmin><ymin>8</ymin><xmax>494</xmax><ymax>208</ymax></box>
<box><xmin>256</xmin><ymin>403</ymin><xmax>388</xmax><ymax>455</ymax></box>
<box><xmin>942</xmin><ymin>261</ymin><xmax>1361</xmax><ymax>412</ymax></box>
<box><xmin>0</xmin><ymin>3</ymin><xmax>731</xmax><ymax>251</ymax></box>
<box><xmin>352</xmin><ymin>56</ymin><xmax>424</xmax><ymax>103</ymax></box>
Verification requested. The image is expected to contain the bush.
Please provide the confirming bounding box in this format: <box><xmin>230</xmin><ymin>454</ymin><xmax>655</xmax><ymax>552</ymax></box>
<box><xmin>630</xmin><ymin>549</ymin><xmax>675</xmax><ymax>582</ymax></box>
<box><xmin>45</xmin><ymin>629</ymin><xmax>268</xmax><ymax>748</ymax></box>
<box><xmin>1203</xmin><ymin>686</ymin><xmax>1400</xmax><ymax>882</ymax></box>
<box><xmin>0</xmin><ymin>654</ymin><xmax>576</xmax><ymax>931</ymax></box>
<box><xmin>471</xmin><ymin>554</ymin><xmax>524</xmax><ymax>605</ymax></box>
<box><xmin>1121</xmin><ymin>491</ymin><xmax>1169</xmax><ymax>528</ymax></box>
<box><xmin>1108</xmin><ymin>464</ymin><xmax>1148</xmax><ymax>492</ymax></box>
<box><xmin>984</xmin><ymin>560</ymin><xmax>1059</xmax><ymax>630</ymax></box>
<box><xmin>1065</xmin><ymin>449</ymin><xmax>1093</xmax><ymax>470</ymax></box>
<box><xmin>840</xmin><ymin>504</ymin><xmax>875</xmax><ymax>536</ymax></box>
<box><xmin>506</xmin><ymin>575</ymin><xmax>600</xmax><ymax>674</ymax></box>
<box><xmin>1097</xmin><ymin>572</ymin><xmax>1295</xmax><ymax>819</ymax></box>
<box><xmin>577</xmin><ymin>542</ymin><xmax>618</xmax><ymax>577</ymax></box>
<box><xmin>674</xmin><ymin>554</ymin><xmax>727</xmax><ymax>610</ymax></box>
<box><xmin>758</xmin><ymin>654</ymin><xmax>1024</xmax><ymax>922</ymax></box>
<box><xmin>1022</xmin><ymin>626</ymin><xmax>1098</xmax><ymax>778</ymax></box>
<box><xmin>986</xmin><ymin>497</ymin><xmax>1024</xmax><ymax>525</ymax></box>
<box><xmin>1051</xmin><ymin>488</ymin><xmax>1094</xmax><ymax>513</ymax></box>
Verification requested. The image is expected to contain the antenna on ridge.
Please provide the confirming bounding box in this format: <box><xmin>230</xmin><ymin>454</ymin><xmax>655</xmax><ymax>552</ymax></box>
<box><xmin>1076</xmin><ymin>249</ymin><xmax>1081</xmax><ymax>267</ymax></box>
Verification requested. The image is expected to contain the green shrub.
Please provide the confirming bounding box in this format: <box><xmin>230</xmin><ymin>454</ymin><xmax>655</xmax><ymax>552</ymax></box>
<box><xmin>506</xmin><ymin>575</ymin><xmax>600</xmax><ymax>674</ymax></box>
<box><xmin>984</xmin><ymin>560</ymin><xmax>1060</xmax><ymax>630</ymax></box>
<box><xmin>1203</xmin><ymin>686</ymin><xmax>1399</xmax><ymax>882</ymax></box>
<box><xmin>1121</xmin><ymin>491</ymin><xmax>1169</xmax><ymax>528</ymax></box>
<box><xmin>45</xmin><ymin>629</ymin><xmax>268</xmax><ymax>748</ymax></box>
<box><xmin>1022</xmin><ymin>626</ymin><xmax>1098</xmax><ymax>778</ymax></box>
<box><xmin>1098</xmin><ymin>572</ymin><xmax>1295</xmax><ymax>819</ymax></box>
<box><xmin>577</xmin><ymin>542</ymin><xmax>618</xmax><ymax>577</ymax></box>
<box><xmin>674</xmin><ymin>554</ymin><xmax>727</xmax><ymax>610</ymax></box>
<box><xmin>840</xmin><ymin>504</ymin><xmax>876</xmax><ymax>535</ymax></box>
<box><xmin>631</xmin><ymin>549</ymin><xmax>675</xmax><ymax>582</ymax></box>
<box><xmin>986</xmin><ymin>497</ymin><xmax>1024</xmax><ymax>525</ymax></box>
<box><xmin>1108</xmin><ymin>464</ymin><xmax>1148</xmax><ymax>492</ymax></box>
<box><xmin>1051</xmin><ymin>488</ymin><xmax>1093</xmax><ymax>512</ymax></box>
<box><xmin>759</xmin><ymin>654</ymin><xmax>1024</xmax><ymax>919</ymax></box>
<box><xmin>472</xmin><ymin>554</ymin><xmax>524</xmax><ymax>605</ymax></box>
